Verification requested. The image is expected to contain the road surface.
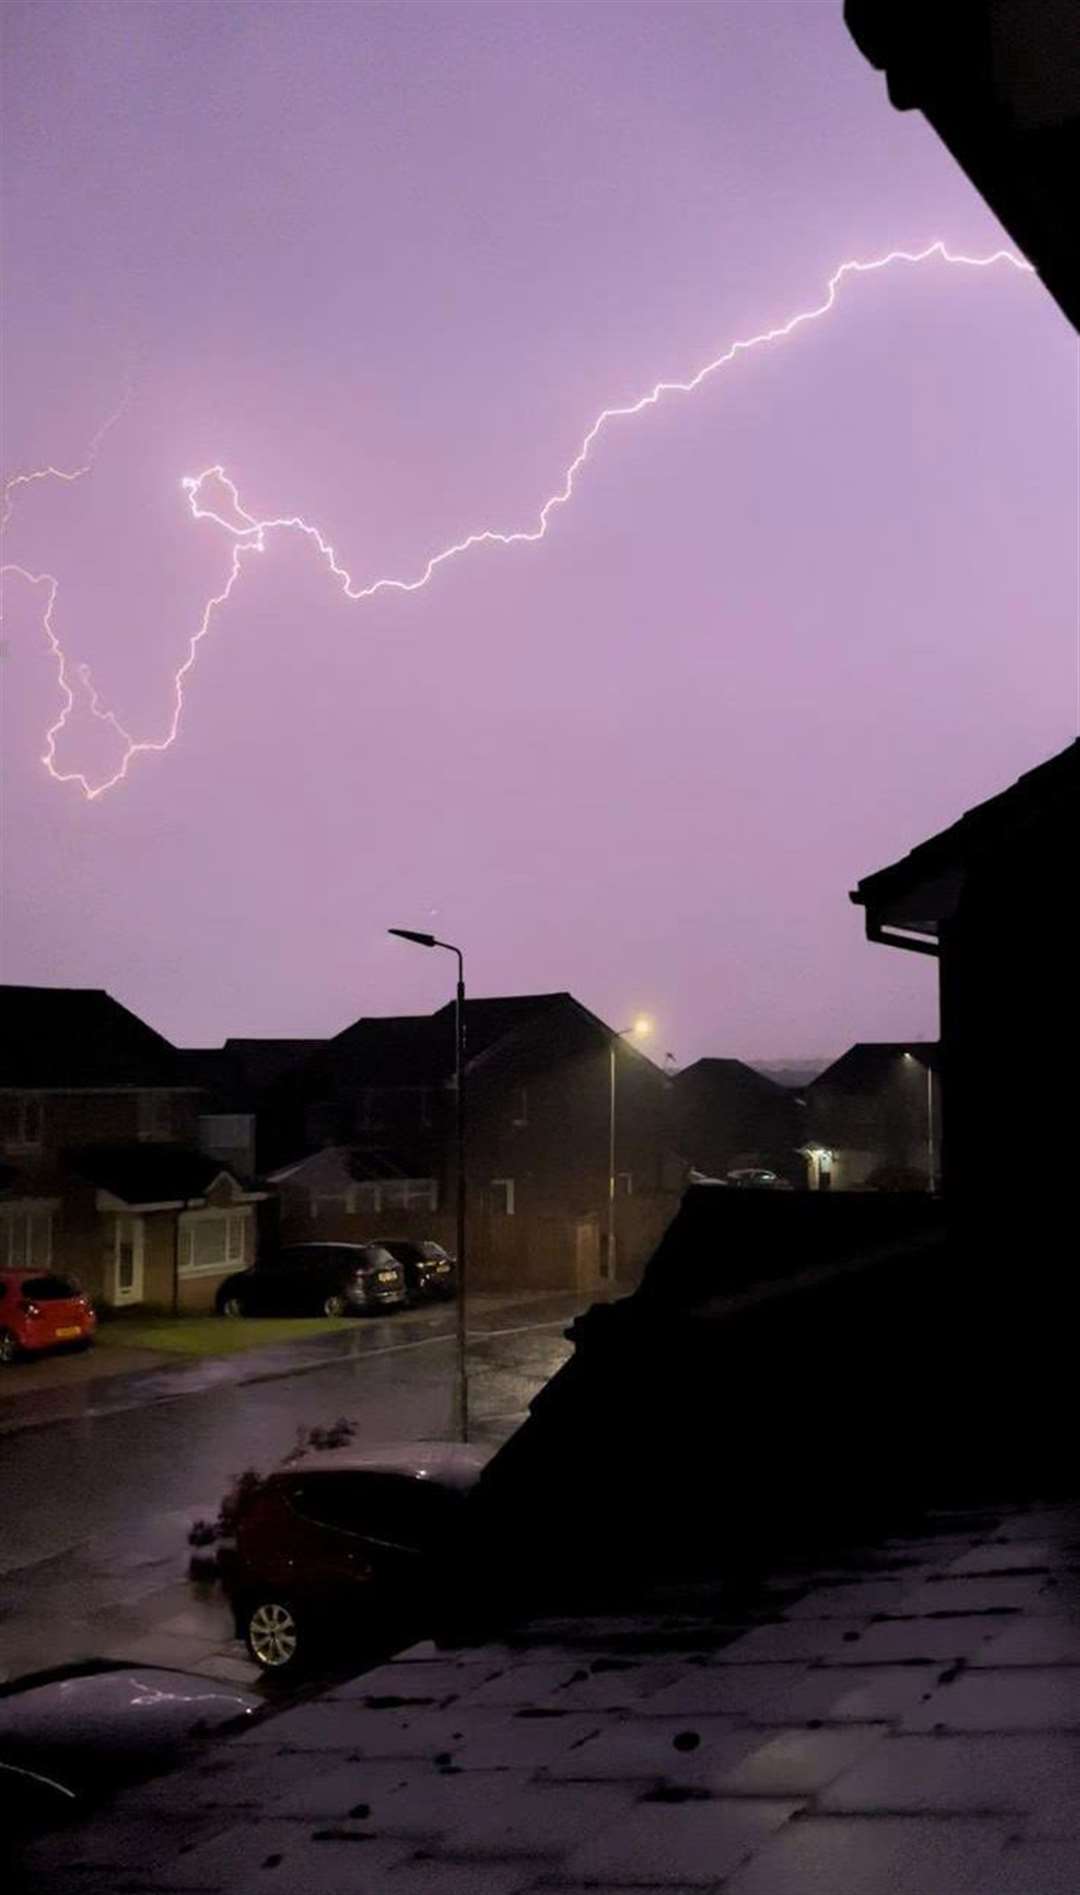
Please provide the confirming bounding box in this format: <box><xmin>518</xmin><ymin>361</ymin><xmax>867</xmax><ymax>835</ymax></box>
<box><xmin>0</xmin><ymin>1292</ymin><xmax>581</xmax><ymax>1686</ymax></box>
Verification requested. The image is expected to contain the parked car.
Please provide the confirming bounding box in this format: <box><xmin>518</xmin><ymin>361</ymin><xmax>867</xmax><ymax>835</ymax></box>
<box><xmin>221</xmin><ymin>1441</ymin><xmax>487</xmax><ymax>1675</ymax></box>
<box><xmin>0</xmin><ymin>1272</ymin><xmax>96</xmax><ymax>1366</ymax></box>
<box><xmin>724</xmin><ymin>1168</ymin><xmax>793</xmax><ymax>1190</ymax></box>
<box><xmin>215</xmin><ymin>1243</ymin><xmax>407</xmax><ymax>1318</ymax></box>
<box><xmin>375</xmin><ymin>1239</ymin><xmax>457</xmax><ymax>1303</ymax></box>
<box><xmin>0</xmin><ymin>1662</ymin><xmax>259</xmax><ymax>1859</ymax></box>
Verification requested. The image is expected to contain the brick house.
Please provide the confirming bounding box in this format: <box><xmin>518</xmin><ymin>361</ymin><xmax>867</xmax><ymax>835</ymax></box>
<box><xmin>670</xmin><ymin>1058</ymin><xmax>807</xmax><ymax>1186</ymax></box>
<box><xmin>851</xmin><ymin>741</ymin><xmax>1078</xmax><ymax>1234</ymax></box>
<box><xmin>260</xmin><ymin>993</ymin><xmax>683</xmax><ymax>1290</ymax></box>
<box><xmin>0</xmin><ymin>986</ymin><xmax>263</xmax><ymax>1309</ymax></box>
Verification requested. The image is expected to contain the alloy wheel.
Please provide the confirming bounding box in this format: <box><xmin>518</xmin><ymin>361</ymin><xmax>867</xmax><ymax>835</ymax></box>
<box><xmin>247</xmin><ymin>1600</ymin><xmax>299</xmax><ymax>1669</ymax></box>
<box><xmin>322</xmin><ymin>1294</ymin><xmax>346</xmax><ymax>1318</ymax></box>
<box><xmin>0</xmin><ymin>1331</ymin><xmax>17</xmax><ymax>1366</ymax></box>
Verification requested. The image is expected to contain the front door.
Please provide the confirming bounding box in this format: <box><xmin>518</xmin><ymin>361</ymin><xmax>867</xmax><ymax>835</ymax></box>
<box><xmin>113</xmin><ymin>1215</ymin><xmax>144</xmax><ymax>1305</ymax></box>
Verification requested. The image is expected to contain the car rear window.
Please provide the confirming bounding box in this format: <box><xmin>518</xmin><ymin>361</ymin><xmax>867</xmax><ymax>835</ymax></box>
<box><xmin>21</xmin><ymin>1275</ymin><xmax>80</xmax><ymax>1301</ymax></box>
<box><xmin>286</xmin><ymin>1472</ymin><xmax>461</xmax><ymax>1546</ymax></box>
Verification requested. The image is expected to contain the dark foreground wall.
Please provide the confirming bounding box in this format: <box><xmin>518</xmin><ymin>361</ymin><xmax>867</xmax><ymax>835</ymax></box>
<box><xmin>467</xmin><ymin>1185</ymin><xmax>1073</xmax><ymax>1616</ymax></box>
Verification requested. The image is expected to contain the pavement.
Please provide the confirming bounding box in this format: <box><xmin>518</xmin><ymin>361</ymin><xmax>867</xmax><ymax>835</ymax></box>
<box><xmin>20</xmin><ymin>1492</ymin><xmax>1080</xmax><ymax>1893</ymax></box>
<box><xmin>0</xmin><ymin>1292</ymin><xmax>582</xmax><ymax>1690</ymax></box>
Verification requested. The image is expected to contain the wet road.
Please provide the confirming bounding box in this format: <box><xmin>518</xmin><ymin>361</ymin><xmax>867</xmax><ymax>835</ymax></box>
<box><xmin>0</xmin><ymin>1293</ymin><xmax>580</xmax><ymax>1683</ymax></box>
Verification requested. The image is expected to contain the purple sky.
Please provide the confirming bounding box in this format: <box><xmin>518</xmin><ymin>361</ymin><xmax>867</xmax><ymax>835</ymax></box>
<box><xmin>3</xmin><ymin>2</ymin><xmax>1077</xmax><ymax>1063</ymax></box>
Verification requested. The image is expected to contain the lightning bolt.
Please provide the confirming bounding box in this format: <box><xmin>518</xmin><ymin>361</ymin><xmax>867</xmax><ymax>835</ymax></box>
<box><xmin>2</xmin><ymin>242</ymin><xmax>1034</xmax><ymax>800</ymax></box>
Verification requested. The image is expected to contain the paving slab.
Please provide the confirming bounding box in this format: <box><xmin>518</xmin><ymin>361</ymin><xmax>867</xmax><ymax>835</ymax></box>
<box><xmin>537</xmin><ymin>1712</ymin><xmax>761</xmax><ymax>1783</ymax></box>
<box><xmin>902</xmin><ymin>1665</ymin><xmax>1080</xmax><ymax>1731</ymax></box>
<box><xmin>819</xmin><ymin>1730</ymin><xmax>1080</xmax><ymax>1829</ymax></box>
<box><xmin>721</xmin><ymin>1814</ymin><xmax>1013</xmax><ymax>1895</ymax></box>
<box><xmin>711</xmin><ymin>1723</ymin><xmax>889</xmax><ymax>1796</ymax></box>
<box><xmin>559</xmin><ymin>1793</ymin><xmax>800</xmax><ymax>1885</ymax></box>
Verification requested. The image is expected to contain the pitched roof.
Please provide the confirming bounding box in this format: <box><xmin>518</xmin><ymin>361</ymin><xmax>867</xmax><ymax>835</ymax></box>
<box><xmin>434</xmin><ymin>993</ymin><xmax>571</xmax><ymax>1062</ymax></box>
<box><xmin>808</xmin><ymin>1042</ymin><xmax>941</xmax><ymax>1093</ymax></box>
<box><xmin>674</xmin><ymin>1058</ymin><xmax>795</xmax><ymax>1100</ymax></box>
<box><xmin>177</xmin><ymin>1038</ymin><xmax>326</xmax><ymax>1106</ymax></box>
<box><xmin>68</xmin><ymin>1143</ymin><xmax>257</xmax><ymax>1206</ymax></box>
<box><xmin>0</xmin><ymin>986</ymin><xmax>184</xmax><ymax>1090</ymax></box>
<box><xmin>851</xmin><ymin>740</ymin><xmax>1080</xmax><ymax>943</ymax></box>
<box><xmin>295</xmin><ymin>994</ymin><xmax>600</xmax><ymax>1094</ymax></box>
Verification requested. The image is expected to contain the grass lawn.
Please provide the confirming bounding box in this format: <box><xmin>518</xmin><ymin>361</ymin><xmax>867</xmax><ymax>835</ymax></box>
<box><xmin>96</xmin><ymin>1315</ymin><xmax>348</xmax><ymax>1357</ymax></box>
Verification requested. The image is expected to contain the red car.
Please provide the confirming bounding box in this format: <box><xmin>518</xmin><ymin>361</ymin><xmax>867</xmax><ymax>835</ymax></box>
<box><xmin>221</xmin><ymin>1442</ymin><xmax>487</xmax><ymax>1674</ymax></box>
<box><xmin>0</xmin><ymin>1272</ymin><xmax>96</xmax><ymax>1366</ymax></box>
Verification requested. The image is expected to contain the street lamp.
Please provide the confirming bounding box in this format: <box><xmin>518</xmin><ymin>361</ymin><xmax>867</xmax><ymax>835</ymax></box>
<box><xmin>605</xmin><ymin>1016</ymin><xmax>652</xmax><ymax>1283</ymax></box>
<box><xmin>389</xmin><ymin>929</ymin><xmax>468</xmax><ymax>1440</ymax></box>
<box><xmin>903</xmin><ymin>1050</ymin><xmax>936</xmax><ymax>1194</ymax></box>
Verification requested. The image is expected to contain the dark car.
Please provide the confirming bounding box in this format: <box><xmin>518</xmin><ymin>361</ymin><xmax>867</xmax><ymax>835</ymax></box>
<box><xmin>375</xmin><ymin>1239</ymin><xmax>457</xmax><ymax>1303</ymax></box>
<box><xmin>221</xmin><ymin>1441</ymin><xmax>487</xmax><ymax>1675</ymax></box>
<box><xmin>0</xmin><ymin>1663</ymin><xmax>259</xmax><ymax>1863</ymax></box>
<box><xmin>215</xmin><ymin>1243</ymin><xmax>407</xmax><ymax>1318</ymax></box>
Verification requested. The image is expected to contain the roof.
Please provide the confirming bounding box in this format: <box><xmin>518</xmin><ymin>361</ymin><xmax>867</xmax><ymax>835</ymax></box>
<box><xmin>851</xmin><ymin>740</ymin><xmax>1080</xmax><ymax>947</ymax></box>
<box><xmin>675</xmin><ymin>1057</ymin><xmax>795</xmax><ymax>1100</ymax></box>
<box><xmin>273</xmin><ymin>1440</ymin><xmax>489</xmax><ymax>1490</ymax></box>
<box><xmin>808</xmin><ymin>1041</ymin><xmax>941</xmax><ymax>1093</ymax></box>
<box><xmin>0</xmin><ymin>986</ymin><xmax>185</xmax><ymax>1090</ymax></box>
<box><xmin>293</xmin><ymin>993</ymin><xmax>644</xmax><ymax>1096</ymax></box>
<box><xmin>846</xmin><ymin>2</ymin><xmax>1080</xmax><ymax>336</ymax></box>
<box><xmin>67</xmin><ymin>1144</ymin><xmax>259</xmax><ymax>1208</ymax></box>
<box><xmin>269</xmin><ymin>1145</ymin><xmax>436</xmax><ymax>1187</ymax></box>
<box><xmin>434</xmin><ymin>993</ymin><xmax>571</xmax><ymax>1062</ymax></box>
<box><xmin>177</xmin><ymin>1039</ymin><xmax>326</xmax><ymax>1107</ymax></box>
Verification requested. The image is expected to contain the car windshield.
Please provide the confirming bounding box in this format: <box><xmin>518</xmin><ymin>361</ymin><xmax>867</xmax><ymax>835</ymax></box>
<box><xmin>21</xmin><ymin>1276</ymin><xmax>81</xmax><ymax>1301</ymax></box>
<box><xmin>419</xmin><ymin>1243</ymin><xmax>449</xmax><ymax>1261</ymax></box>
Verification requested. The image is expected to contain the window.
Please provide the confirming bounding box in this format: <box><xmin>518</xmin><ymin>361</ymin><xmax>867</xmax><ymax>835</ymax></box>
<box><xmin>180</xmin><ymin>1211</ymin><xmax>250</xmax><ymax>1275</ymax></box>
<box><xmin>0</xmin><ymin>1096</ymin><xmax>43</xmax><ymax>1150</ymax></box>
<box><xmin>21</xmin><ymin>1274</ymin><xmax>80</xmax><ymax>1301</ymax></box>
<box><xmin>0</xmin><ymin>1208</ymin><xmax>53</xmax><ymax>1270</ymax></box>
<box><xmin>489</xmin><ymin>1179</ymin><xmax>515</xmax><ymax>1216</ymax></box>
<box><xmin>381</xmin><ymin>1179</ymin><xmax>438</xmax><ymax>1211</ymax></box>
<box><xmin>137</xmin><ymin>1092</ymin><xmax>172</xmax><ymax>1141</ymax></box>
<box><xmin>346</xmin><ymin>1179</ymin><xmax>438</xmax><ymax>1214</ymax></box>
<box><xmin>198</xmin><ymin>1115</ymin><xmax>255</xmax><ymax>1163</ymax></box>
<box><xmin>511</xmin><ymin>1088</ymin><xmax>528</xmax><ymax>1128</ymax></box>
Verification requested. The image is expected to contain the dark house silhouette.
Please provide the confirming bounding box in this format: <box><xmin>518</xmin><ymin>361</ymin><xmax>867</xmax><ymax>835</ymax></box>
<box><xmin>259</xmin><ymin>993</ymin><xmax>680</xmax><ymax>1290</ymax></box>
<box><xmin>671</xmin><ymin>1058</ymin><xmax>805</xmax><ymax>1185</ymax></box>
<box><xmin>851</xmin><ymin>740</ymin><xmax>1078</xmax><ymax>1231</ymax></box>
<box><xmin>804</xmin><ymin>1041</ymin><xmax>940</xmax><ymax>1192</ymax></box>
<box><xmin>846</xmin><ymin>0</ymin><xmax>1080</xmax><ymax>334</ymax></box>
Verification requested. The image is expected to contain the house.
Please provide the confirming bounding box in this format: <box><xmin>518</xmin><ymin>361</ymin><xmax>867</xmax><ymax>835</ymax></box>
<box><xmin>803</xmin><ymin>1042</ymin><xmax>940</xmax><ymax>1191</ymax></box>
<box><xmin>670</xmin><ymin>1058</ymin><xmax>806</xmax><ymax>1186</ymax></box>
<box><xmin>846</xmin><ymin>0</ymin><xmax>1080</xmax><ymax>335</ymax></box>
<box><xmin>261</xmin><ymin>993</ymin><xmax>683</xmax><ymax>1290</ymax></box>
<box><xmin>850</xmin><ymin>740</ymin><xmax>1078</xmax><ymax>1229</ymax></box>
<box><xmin>178</xmin><ymin>1037</ymin><xmax>325</xmax><ymax>1174</ymax></box>
<box><xmin>0</xmin><ymin>985</ymin><xmax>264</xmax><ymax>1309</ymax></box>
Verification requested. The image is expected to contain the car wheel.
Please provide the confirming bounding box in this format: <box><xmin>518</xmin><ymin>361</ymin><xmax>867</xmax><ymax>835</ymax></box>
<box><xmin>219</xmin><ymin>1295</ymin><xmax>245</xmax><ymax>1318</ymax></box>
<box><xmin>322</xmin><ymin>1293</ymin><xmax>346</xmax><ymax>1318</ymax></box>
<box><xmin>0</xmin><ymin>1329</ymin><xmax>19</xmax><ymax>1366</ymax></box>
<box><xmin>245</xmin><ymin>1597</ymin><xmax>304</xmax><ymax>1673</ymax></box>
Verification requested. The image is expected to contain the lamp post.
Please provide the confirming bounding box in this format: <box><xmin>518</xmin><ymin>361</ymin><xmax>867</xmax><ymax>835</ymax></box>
<box><xmin>389</xmin><ymin>929</ymin><xmax>468</xmax><ymax>1441</ymax></box>
<box><xmin>606</xmin><ymin>1016</ymin><xmax>652</xmax><ymax>1284</ymax></box>
<box><xmin>904</xmin><ymin>1050</ymin><xmax>936</xmax><ymax>1195</ymax></box>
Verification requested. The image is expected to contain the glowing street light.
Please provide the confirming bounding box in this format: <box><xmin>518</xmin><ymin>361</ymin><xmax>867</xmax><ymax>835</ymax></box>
<box><xmin>389</xmin><ymin>928</ymin><xmax>468</xmax><ymax>1440</ymax></box>
<box><xmin>903</xmin><ymin>1049</ymin><xmax>937</xmax><ymax>1194</ymax></box>
<box><xmin>606</xmin><ymin>1016</ymin><xmax>653</xmax><ymax>1282</ymax></box>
